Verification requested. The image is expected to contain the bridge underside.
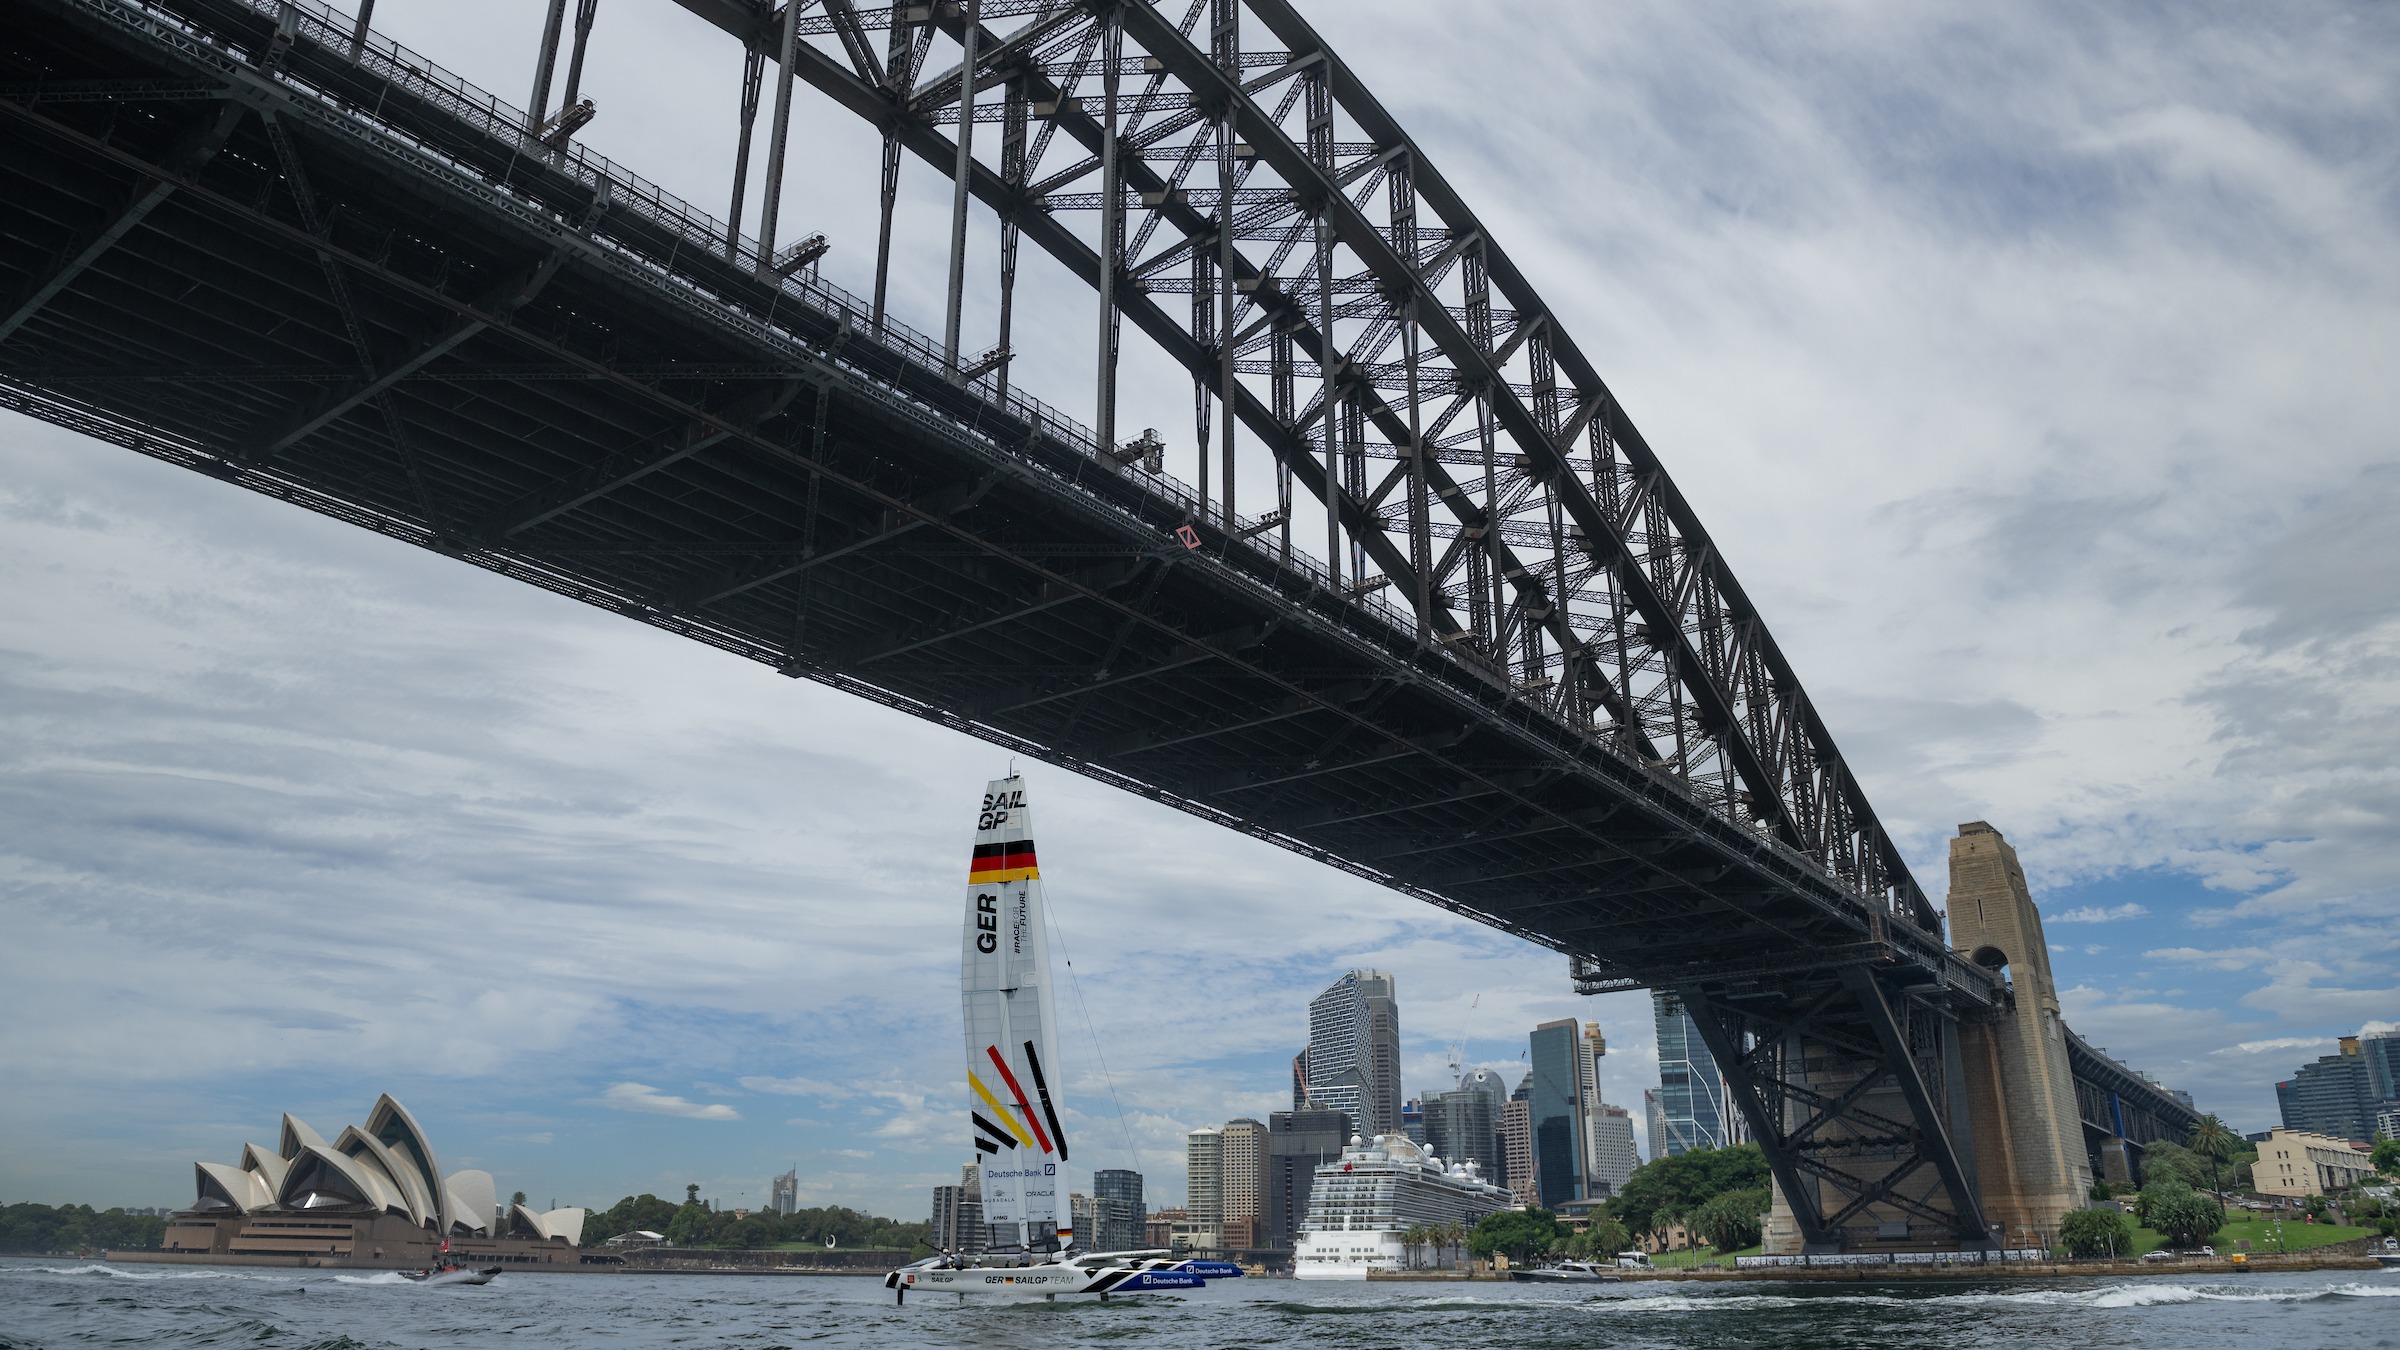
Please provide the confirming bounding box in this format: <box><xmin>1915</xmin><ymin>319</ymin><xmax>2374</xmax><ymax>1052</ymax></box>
<box><xmin>4</xmin><ymin>0</ymin><xmax>2007</xmax><ymax>1250</ymax></box>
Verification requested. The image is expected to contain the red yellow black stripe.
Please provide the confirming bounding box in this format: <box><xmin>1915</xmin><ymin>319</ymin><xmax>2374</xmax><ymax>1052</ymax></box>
<box><xmin>985</xmin><ymin>1045</ymin><xmax>1055</xmax><ymax>1154</ymax></box>
<box><xmin>968</xmin><ymin>839</ymin><xmax>1039</xmax><ymax>883</ymax></box>
<box><xmin>1022</xmin><ymin>1040</ymin><xmax>1068</xmax><ymax>1162</ymax></box>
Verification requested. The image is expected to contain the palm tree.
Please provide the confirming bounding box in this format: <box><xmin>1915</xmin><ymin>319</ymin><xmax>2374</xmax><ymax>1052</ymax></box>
<box><xmin>1401</xmin><ymin>1224</ymin><xmax>1426</xmax><ymax>1270</ymax></box>
<box><xmin>2189</xmin><ymin>1115</ymin><xmax>2237</xmax><ymax>1198</ymax></box>
<box><xmin>1447</xmin><ymin>1220</ymin><xmax>1468</xmax><ymax>1270</ymax></box>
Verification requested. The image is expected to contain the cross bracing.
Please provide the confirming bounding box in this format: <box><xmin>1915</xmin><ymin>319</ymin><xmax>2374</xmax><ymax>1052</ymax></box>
<box><xmin>1</xmin><ymin>0</ymin><xmax>2011</xmax><ymax>1250</ymax></box>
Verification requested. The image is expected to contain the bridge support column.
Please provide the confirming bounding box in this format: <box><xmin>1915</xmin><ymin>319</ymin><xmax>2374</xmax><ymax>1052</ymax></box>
<box><xmin>1948</xmin><ymin>822</ymin><xmax>2092</xmax><ymax>1250</ymax></box>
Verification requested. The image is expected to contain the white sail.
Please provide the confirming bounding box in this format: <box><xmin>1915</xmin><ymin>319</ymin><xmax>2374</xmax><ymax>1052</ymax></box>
<box><xmin>959</xmin><ymin>776</ymin><xmax>1070</xmax><ymax>1250</ymax></box>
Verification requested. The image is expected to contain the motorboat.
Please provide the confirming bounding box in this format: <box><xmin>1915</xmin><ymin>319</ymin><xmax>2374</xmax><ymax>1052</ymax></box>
<box><xmin>399</xmin><ymin>1263</ymin><xmax>500</xmax><ymax>1286</ymax></box>
<box><xmin>1509</xmin><ymin>1260</ymin><xmax>1619</xmax><ymax>1283</ymax></box>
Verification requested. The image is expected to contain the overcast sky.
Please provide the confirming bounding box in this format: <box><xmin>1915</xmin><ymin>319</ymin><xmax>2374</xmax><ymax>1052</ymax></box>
<box><xmin>3</xmin><ymin>0</ymin><xmax>2396</xmax><ymax>1218</ymax></box>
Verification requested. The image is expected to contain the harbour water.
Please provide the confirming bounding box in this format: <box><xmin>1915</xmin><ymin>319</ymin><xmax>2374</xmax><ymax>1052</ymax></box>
<box><xmin>4</xmin><ymin>1259</ymin><xmax>2396</xmax><ymax>1349</ymax></box>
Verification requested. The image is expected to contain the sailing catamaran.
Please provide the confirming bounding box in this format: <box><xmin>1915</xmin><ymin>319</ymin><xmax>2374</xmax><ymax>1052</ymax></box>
<box><xmin>885</xmin><ymin>775</ymin><xmax>1231</xmax><ymax>1302</ymax></box>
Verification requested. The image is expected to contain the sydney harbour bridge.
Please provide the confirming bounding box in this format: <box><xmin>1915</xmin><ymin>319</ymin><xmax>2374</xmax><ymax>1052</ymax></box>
<box><xmin>0</xmin><ymin>0</ymin><xmax>2195</xmax><ymax>1252</ymax></box>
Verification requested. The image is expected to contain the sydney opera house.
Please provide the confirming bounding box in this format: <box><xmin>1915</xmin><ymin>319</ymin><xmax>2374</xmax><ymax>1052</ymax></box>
<box><xmin>141</xmin><ymin>1093</ymin><xmax>589</xmax><ymax>1269</ymax></box>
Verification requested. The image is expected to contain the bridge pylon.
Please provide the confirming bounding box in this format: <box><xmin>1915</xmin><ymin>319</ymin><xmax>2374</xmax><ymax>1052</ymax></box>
<box><xmin>1946</xmin><ymin>821</ymin><xmax>2094</xmax><ymax>1248</ymax></box>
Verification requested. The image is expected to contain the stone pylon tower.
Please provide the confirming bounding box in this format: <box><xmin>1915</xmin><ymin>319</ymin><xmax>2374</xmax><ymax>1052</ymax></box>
<box><xmin>1948</xmin><ymin>822</ymin><xmax>2091</xmax><ymax>1246</ymax></box>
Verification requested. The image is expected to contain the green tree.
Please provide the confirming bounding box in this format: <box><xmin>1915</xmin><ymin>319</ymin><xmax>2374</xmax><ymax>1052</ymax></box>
<box><xmin>583</xmin><ymin>1193</ymin><xmax>681</xmax><ymax>1246</ymax></box>
<box><xmin>2135</xmin><ymin>1141</ymin><xmax>2211</xmax><ymax>1191</ymax></box>
<box><xmin>1611</xmin><ymin>1145</ymin><xmax>1772</xmax><ymax>1238</ymax></box>
<box><xmin>1469</xmin><ymin>1209</ymin><xmax>1562</xmax><ymax>1263</ymax></box>
<box><xmin>2140</xmin><ymin>1181</ymin><xmax>2224</xmax><ymax>1249</ymax></box>
<box><xmin>2059</xmin><ymin>1207</ymin><xmax>2131</xmax><ymax>1259</ymax></box>
<box><xmin>2188</xmin><ymin>1115</ymin><xmax>2238</xmax><ymax>1197</ymax></box>
<box><xmin>2372</xmin><ymin>1138</ymin><xmax>2400</xmax><ymax>1175</ymax></box>
<box><xmin>1586</xmin><ymin>1216</ymin><xmax>1632</xmax><ymax>1259</ymax></box>
<box><xmin>1688</xmin><ymin>1186</ymin><xmax>1770</xmax><ymax>1254</ymax></box>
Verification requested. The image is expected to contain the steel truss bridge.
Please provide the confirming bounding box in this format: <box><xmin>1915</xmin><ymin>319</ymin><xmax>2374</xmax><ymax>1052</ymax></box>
<box><xmin>1</xmin><ymin>0</ymin><xmax>2166</xmax><ymax>1251</ymax></box>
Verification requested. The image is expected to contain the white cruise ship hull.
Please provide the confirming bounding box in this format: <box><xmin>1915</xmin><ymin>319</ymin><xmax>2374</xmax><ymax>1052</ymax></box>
<box><xmin>1293</xmin><ymin>1230</ymin><xmax>1405</xmax><ymax>1280</ymax></box>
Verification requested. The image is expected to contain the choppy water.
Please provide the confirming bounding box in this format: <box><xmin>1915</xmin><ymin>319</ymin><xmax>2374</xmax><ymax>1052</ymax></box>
<box><xmin>4</xmin><ymin>1258</ymin><xmax>2397</xmax><ymax>1349</ymax></box>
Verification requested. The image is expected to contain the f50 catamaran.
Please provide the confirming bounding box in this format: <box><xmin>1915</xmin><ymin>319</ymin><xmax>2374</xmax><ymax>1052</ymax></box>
<box><xmin>886</xmin><ymin>776</ymin><xmax>1234</xmax><ymax>1302</ymax></box>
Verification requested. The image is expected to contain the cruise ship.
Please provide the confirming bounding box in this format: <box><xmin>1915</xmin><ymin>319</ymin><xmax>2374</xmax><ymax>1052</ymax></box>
<box><xmin>1293</xmin><ymin>1133</ymin><xmax>1519</xmax><ymax>1279</ymax></box>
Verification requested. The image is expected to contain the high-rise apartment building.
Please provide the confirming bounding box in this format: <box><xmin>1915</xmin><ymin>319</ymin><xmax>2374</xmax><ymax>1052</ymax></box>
<box><xmin>1401</xmin><ymin>1097</ymin><xmax>1427</xmax><ymax>1145</ymax></box>
<box><xmin>1222</xmin><ymin>1117</ymin><xmax>1268</xmax><ymax>1248</ymax></box>
<box><xmin>1528</xmin><ymin>1018</ymin><xmax>1586</xmax><ymax>1207</ymax></box>
<box><xmin>2277</xmin><ymin>1034</ymin><xmax>2400</xmax><ymax>1142</ymax></box>
<box><xmin>1498</xmin><ymin>1094</ymin><xmax>1536</xmax><ymax>1205</ymax></box>
<box><xmin>1266</xmin><ymin>1107</ymin><xmax>1350</xmax><ymax>1251</ymax></box>
<box><xmin>1426</xmin><ymin>1087</ymin><xmax>1499</xmax><ymax>1179</ymax></box>
<box><xmin>1092</xmin><ymin>1168</ymin><xmax>1145</xmax><ymax>1252</ymax></box>
<box><xmin>1653</xmin><ymin>991</ymin><xmax>1737</xmax><ymax>1154</ymax></box>
<box><xmin>1587</xmin><ymin>1104</ymin><xmax>1639</xmax><ymax>1197</ymax></box>
<box><xmin>929</xmin><ymin>1162</ymin><xmax>985</xmax><ymax>1253</ymax></box>
<box><xmin>769</xmin><ymin>1168</ymin><xmax>798</xmax><ymax>1216</ymax></box>
<box><xmin>1300</xmin><ymin>970</ymin><xmax>1402</xmax><ymax>1138</ymax></box>
<box><xmin>1070</xmin><ymin>1192</ymin><xmax>1094</xmax><ymax>1244</ymax></box>
<box><xmin>1186</xmin><ymin>1124</ymin><xmax>1224</xmax><ymax>1247</ymax></box>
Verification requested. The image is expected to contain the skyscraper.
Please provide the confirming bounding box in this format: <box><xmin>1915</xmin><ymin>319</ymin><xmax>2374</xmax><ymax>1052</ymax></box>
<box><xmin>1266</xmin><ymin>1107</ymin><xmax>1350</xmax><ymax>1251</ymax></box>
<box><xmin>1578</xmin><ymin>1024</ymin><xmax>1609</xmax><ymax>1184</ymax></box>
<box><xmin>2278</xmin><ymin>1034</ymin><xmax>2400</xmax><ymax>1141</ymax></box>
<box><xmin>1426</xmin><ymin>1087</ymin><xmax>1499</xmax><ymax>1179</ymax></box>
<box><xmin>1528</xmin><ymin>1018</ymin><xmax>1587</xmax><ymax>1207</ymax></box>
<box><xmin>1222</xmin><ymin>1118</ymin><xmax>1268</xmax><ymax>1248</ymax></box>
<box><xmin>1401</xmin><ymin>1096</ymin><xmax>1427</xmax><ymax>1145</ymax></box>
<box><xmin>1644</xmin><ymin>1088</ymin><xmax>1667</xmax><ymax>1165</ymax></box>
<box><xmin>1186</xmin><ymin>1125</ymin><xmax>1224</xmax><ymax>1247</ymax></box>
<box><xmin>1498</xmin><ymin>1092</ymin><xmax>1536</xmax><ymax>1205</ymax></box>
<box><xmin>1302</xmin><ymin>970</ymin><xmax>1402</xmax><ymax>1138</ymax></box>
<box><xmin>1587</xmin><ymin>1104</ymin><xmax>1639</xmax><ymax>1197</ymax></box>
<box><xmin>769</xmin><ymin>1168</ymin><xmax>798</xmax><ymax>1216</ymax></box>
<box><xmin>1653</xmin><ymin>991</ymin><xmax>1736</xmax><ymax>1154</ymax></box>
<box><xmin>1092</xmin><ymin>1168</ymin><xmax>1145</xmax><ymax>1252</ymax></box>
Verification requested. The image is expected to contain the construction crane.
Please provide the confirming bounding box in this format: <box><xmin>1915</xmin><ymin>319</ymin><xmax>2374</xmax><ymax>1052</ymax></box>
<box><xmin>1445</xmin><ymin>994</ymin><xmax>1481</xmax><ymax>1089</ymax></box>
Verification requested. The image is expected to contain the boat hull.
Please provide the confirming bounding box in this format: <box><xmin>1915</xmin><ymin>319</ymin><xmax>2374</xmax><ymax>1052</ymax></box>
<box><xmin>886</xmin><ymin>1263</ymin><xmax>1200</xmax><ymax>1299</ymax></box>
<box><xmin>400</xmin><ymin>1266</ymin><xmax>500</xmax><ymax>1286</ymax></box>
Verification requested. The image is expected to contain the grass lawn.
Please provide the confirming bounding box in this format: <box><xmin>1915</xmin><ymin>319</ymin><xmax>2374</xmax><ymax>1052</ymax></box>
<box><xmin>2111</xmin><ymin>1218</ymin><xmax>2372</xmax><ymax>1257</ymax></box>
<box><xmin>2212</xmin><ymin>1218</ymin><xmax>2373</xmax><ymax>1253</ymax></box>
<box><xmin>1647</xmin><ymin>1244</ymin><xmax>1761</xmax><ymax>1268</ymax></box>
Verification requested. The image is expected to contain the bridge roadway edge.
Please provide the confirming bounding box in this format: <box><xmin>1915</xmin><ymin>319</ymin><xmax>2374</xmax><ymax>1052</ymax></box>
<box><xmin>0</xmin><ymin>0</ymin><xmax>2191</xmax><ymax>1256</ymax></box>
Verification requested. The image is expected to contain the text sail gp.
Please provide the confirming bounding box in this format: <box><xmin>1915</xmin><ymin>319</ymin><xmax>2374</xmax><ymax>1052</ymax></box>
<box><xmin>961</xmin><ymin>776</ymin><xmax>1070</xmax><ymax>1250</ymax></box>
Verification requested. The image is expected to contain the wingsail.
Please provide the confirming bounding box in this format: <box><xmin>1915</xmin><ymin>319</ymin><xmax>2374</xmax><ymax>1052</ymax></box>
<box><xmin>960</xmin><ymin>775</ymin><xmax>1069</xmax><ymax>1251</ymax></box>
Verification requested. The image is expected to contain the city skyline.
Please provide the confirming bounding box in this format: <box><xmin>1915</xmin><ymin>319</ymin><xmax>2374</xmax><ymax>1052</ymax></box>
<box><xmin>6</xmin><ymin>0</ymin><xmax>2396</xmax><ymax>1222</ymax></box>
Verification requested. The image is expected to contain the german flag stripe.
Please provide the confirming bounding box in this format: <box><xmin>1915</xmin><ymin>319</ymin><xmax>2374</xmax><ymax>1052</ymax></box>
<box><xmin>967</xmin><ymin>1072</ymin><xmax>1035</xmax><ymax>1149</ymax></box>
<box><xmin>967</xmin><ymin>840</ymin><xmax>1039</xmax><ymax>882</ymax></box>
<box><xmin>970</xmin><ymin>1110</ymin><xmax>1019</xmax><ymax>1150</ymax></box>
<box><xmin>1022</xmin><ymin>1040</ymin><xmax>1069</xmax><ymax>1163</ymax></box>
<box><xmin>985</xmin><ymin>1045</ymin><xmax>1055</xmax><ymax>1154</ymax></box>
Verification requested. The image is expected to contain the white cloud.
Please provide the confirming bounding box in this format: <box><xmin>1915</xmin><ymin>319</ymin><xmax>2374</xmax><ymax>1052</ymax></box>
<box><xmin>592</xmin><ymin>1084</ymin><xmax>740</xmax><ymax>1122</ymax></box>
<box><xmin>2050</xmin><ymin>904</ymin><xmax>2149</xmax><ymax>924</ymax></box>
<box><xmin>739</xmin><ymin>1076</ymin><xmax>847</xmax><ymax>1098</ymax></box>
<box><xmin>2221</xmin><ymin>1037</ymin><xmax>2330</xmax><ymax>1057</ymax></box>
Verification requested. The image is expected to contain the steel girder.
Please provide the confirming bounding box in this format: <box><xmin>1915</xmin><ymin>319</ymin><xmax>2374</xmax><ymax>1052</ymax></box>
<box><xmin>1678</xmin><ymin>977</ymin><xmax>1993</xmax><ymax>1252</ymax></box>
<box><xmin>665</xmin><ymin>0</ymin><xmax>1932</xmax><ymax>928</ymax></box>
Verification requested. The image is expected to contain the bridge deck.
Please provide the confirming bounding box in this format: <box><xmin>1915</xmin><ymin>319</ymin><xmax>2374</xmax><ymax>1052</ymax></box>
<box><xmin>0</xmin><ymin>0</ymin><xmax>1991</xmax><ymax>1007</ymax></box>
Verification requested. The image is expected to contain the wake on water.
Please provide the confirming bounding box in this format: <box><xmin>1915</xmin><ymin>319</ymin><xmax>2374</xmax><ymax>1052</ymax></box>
<box><xmin>1271</xmin><ymin>1277</ymin><xmax>2400</xmax><ymax>1319</ymax></box>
